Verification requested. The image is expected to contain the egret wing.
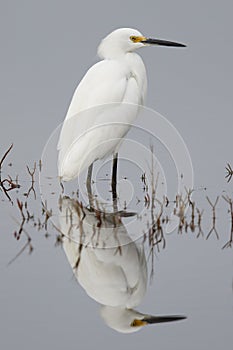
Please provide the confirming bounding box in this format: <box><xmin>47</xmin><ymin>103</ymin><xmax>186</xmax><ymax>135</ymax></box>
<box><xmin>58</xmin><ymin>60</ymin><xmax>142</xmax><ymax>180</ymax></box>
<box><xmin>57</xmin><ymin>60</ymin><xmax>129</xmax><ymax>152</ymax></box>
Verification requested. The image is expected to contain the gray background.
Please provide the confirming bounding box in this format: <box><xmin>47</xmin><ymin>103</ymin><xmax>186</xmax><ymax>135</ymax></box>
<box><xmin>0</xmin><ymin>1</ymin><xmax>232</xmax><ymax>349</ymax></box>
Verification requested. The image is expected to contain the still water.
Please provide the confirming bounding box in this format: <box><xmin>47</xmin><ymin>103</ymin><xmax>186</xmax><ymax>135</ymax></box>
<box><xmin>0</xmin><ymin>130</ymin><xmax>232</xmax><ymax>349</ymax></box>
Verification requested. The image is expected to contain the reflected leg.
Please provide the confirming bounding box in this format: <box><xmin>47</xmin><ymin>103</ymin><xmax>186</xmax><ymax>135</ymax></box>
<box><xmin>86</xmin><ymin>163</ymin><xmax>94</xmax><ymax>209</ymax></box>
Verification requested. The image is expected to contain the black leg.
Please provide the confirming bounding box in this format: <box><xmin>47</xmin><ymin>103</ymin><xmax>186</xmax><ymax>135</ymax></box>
<box><xmin>111</xmin><ymin>153</ymin><xmax>118</xmax><ymax>211</ymax></box>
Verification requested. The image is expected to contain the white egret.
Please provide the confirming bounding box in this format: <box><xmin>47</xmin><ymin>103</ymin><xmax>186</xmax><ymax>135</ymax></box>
<box><xmin>60</xmin><ymin>197</ymin><xmax>186</xmax><ymax>333</ymax></box>
<box><xmin>57</xmin><ymin>28</ymin><xmax>186</xmax><ymax>191</ymax></box>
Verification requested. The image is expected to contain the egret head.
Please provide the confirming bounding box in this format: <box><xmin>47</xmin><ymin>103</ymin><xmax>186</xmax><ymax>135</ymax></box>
<box><xmin>98</xmin><ymin>28</ymin><xmax>186</xmax><ymax>59</ymax></box>
<box><xmin>100</xmin><ymin>306</ymin><xmax>186</xmax><ymax>333</ymax></box>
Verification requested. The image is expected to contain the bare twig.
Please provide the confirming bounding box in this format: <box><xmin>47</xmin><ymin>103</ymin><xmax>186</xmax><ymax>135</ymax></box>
<box><xmin>0</xmin><ymin>143</ymin><xmax>13</xmax><ymax>169</ymax></box>
<box><xmin>196</xmin><ymin>207</ymin><xmax>204</xmax><ymax>238</ymax></box>
<box><xmin>41</xmin><ymin>201</ymin><xmax>52</xmax><ymax>231</ymax></box>
<box><xmin>8</xmin><ymin>216</ymin><xmax>33</xmax><ymax>266</ymax></box>
<box><xmin>222</xmin><ymin>195</ymin><xmax>233</xmax><ymax>249</ymax></box>
<box><xmin>38</xmin><ymin>159</ymin><xmax>42</xmax><ymax>172</ymax></box>
<box><xmin>14</xmin><ymin>199</ymin><xmax>26</xmax><ymax>240</ymax></box>
<box><xmin>206</xmin><ymin>196</ymin><xmax>219</xmax><ymax>240</ymax></box>
<box><xmin>26</xmin><ymin>162</ymin><xmax>36</xmax><ymax>199</ymax></box>
<box><xmin>0</xmin><ymin>144</ymin><xmax>20</xmax><ymax>203</ymax></box>
<box><xmin>225</xmin><ymin>163</ymin><xmax>233</xmax><ymax>183</ymax></box>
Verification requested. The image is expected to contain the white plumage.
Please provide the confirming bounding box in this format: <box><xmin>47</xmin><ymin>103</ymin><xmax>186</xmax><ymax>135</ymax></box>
<box><xmin>57</xmin><ymin>28</ymin><xmax>147</xmax><ymax>181</ymax></box>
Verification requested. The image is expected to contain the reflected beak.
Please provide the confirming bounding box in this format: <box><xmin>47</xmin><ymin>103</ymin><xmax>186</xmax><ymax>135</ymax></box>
<box><xmin>143</xmin><ymin>314</ymin><xmax>187</xmax><ymax>324</ymax></box>
<box><xmin>142</xmin><ymin>38</ymin><xmax>186</xmax><ymax>48</ymax></box>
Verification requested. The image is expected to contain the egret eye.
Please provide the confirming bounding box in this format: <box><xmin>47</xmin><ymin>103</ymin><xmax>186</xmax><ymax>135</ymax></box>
<box><xmin>130</xmin><ymin>319</ymin><xmax>137</xmax><ymax>327</ymax></box>
<box><xmin>130</xmin><ymin>36</ymin><xmax>137</xmax><ymax>43</ymax></box>
<box><xmin>130</xmin><ymin>319</ymin><xmax>147</xmax><ymax>327</ymax></box>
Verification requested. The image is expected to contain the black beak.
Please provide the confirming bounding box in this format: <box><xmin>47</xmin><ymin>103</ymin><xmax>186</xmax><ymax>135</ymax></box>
<box><xmin>144</xmin><ymin>315</ymin><xmax>187</xmax><ymax>324</ymax></box>
<box><xmin>143</xmin><ymin>38</ymin><xmax>186</xmax><ymax>48</ymax></box>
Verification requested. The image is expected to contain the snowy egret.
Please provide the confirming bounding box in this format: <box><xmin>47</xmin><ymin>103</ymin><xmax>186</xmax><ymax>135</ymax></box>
<box><xmin>60</xmin><ymin>197</ymin><xmax>186</xmax><ymax>333</ymax></box>
<box><xmin>57</xmin><ymin>28</ymin><xmax>186</xmax><ymax>190</ymax></box>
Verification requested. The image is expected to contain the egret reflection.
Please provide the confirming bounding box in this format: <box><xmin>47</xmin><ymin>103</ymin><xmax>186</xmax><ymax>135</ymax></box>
<box><xmin>59</xmin><ymin>196</ymin><xmax>186</xmax><ymax>333</ymax></box>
